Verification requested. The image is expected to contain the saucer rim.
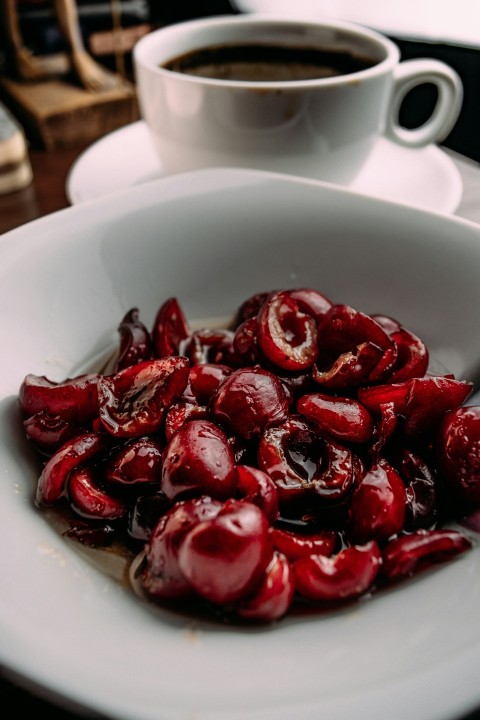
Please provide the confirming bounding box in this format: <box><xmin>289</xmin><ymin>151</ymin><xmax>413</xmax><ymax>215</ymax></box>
<box><xmin>66</xmin><ymin>120</ymin><xmax>463</xmax><ymax>214</ymax></box>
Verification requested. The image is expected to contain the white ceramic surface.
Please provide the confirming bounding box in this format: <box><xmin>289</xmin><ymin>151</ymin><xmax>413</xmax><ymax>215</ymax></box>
<box><xmin>132</xmin><ymin>15</ymin><xmax>462</xmax><ymax>184</ymax></box>
<box><xmin>2</xmin><ymin>168</ymin><xmax>480</xmax><ymax>720</ymax></box>
<box><xmin>66</xmin><ymin>120</ymin><xmax>463</xmax><ymax>213</ymax></box>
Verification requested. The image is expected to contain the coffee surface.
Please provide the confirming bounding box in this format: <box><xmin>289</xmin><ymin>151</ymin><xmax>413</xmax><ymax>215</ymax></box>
<box><xmin>163</xmin><ymin>43</ymin><xmax>376</xmax><ymax>82</ymax></box>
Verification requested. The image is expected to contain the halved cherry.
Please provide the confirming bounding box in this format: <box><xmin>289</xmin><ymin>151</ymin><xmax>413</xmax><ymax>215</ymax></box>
<box><xmin>293</xmin><ymin>540</ymin><xmax>381</xmax><ymax>602</ymax></box>
<box><xmin>98</xmin><ymin>357</ymin><xmax>189</xmax><ymax>438</ymax></box>
<box><xmin>181</xmin><ymin>328</ymin><xmax>234</xmax><ymax>365</ymax></box>
<box><xmin>19</xmin><ymin>373</ymin><xmax>100</xmax><ymax>424</ymax></box>
<box><xmin>288</xmin><ymin>288</ymin><xmax>332</xmax><ymax>321</ymax></box>
<box><xmin>23</xmin><ymin>411</ymin><xmax>81</xmax><ymax>455</ymax></box>
<box><xmin>297</xmin><ymin>392</ymin><xmax>374</xmax><ymax>444</ymax></box>
<box><xmin>256</xmin><ymin>291</ymin><xmax>318</xmax><ymax>371</ymax></box>
<box><xmin>437</xmin><ymin>405</ymin><xmax>480</xmax><ymax>507</ymax></box>
<box><xmin>381</xmin><ymin>529</ymin><xmax>472</xmax><ymax>582</ymax></box>
<box><xmin>115</xmin><ymin>308</ymin><xmax>152</xmax><ymax>371</ymax></box>
<box><xmin>317</xmin><ymin>304</ymin><xmax>397</xmax><ymax>382</ymax></box>
<box><xmin>68</xmin><ymin>466</ymin><xmax>128</xmax><ymax>520</ymax></box>
<box><xmin>105</xmin><ymin>436</ymin><xmax>163</xmax><ymax>486</ymax></box>
<box><xmin>189</xmin><ymin>363</ymin><xmax>232</xmax><ymax>405</ymax></box>
<box><xmin>403</xmin><ymin>376</ymin><xmax>473</xmax><ymax>437</ymax></box>
<box><xmin>312</xmin><ymin>342</ymin><xmax>383</xmax><ymax>390</ymax></box>
<box><xmin>258</xmin><ymin>415</ymin><xmax>355</xmax><ymax>506</ymax></box>
<box><xmin>349</xmin><ymin>459</ymin><xmax>406</xmax><ymax>544</ymax></box>
<box><xmin>271</xmin><ymin>526</ymin><xmax>337</xmax><ymax>561</ymax></box>
<box><xmin>152</xmin><ymin>297</ymin><xmax>190</xmax><ymax>358</ymax></box>
<box><xmin>372</xmin><ymin>315</ymin><xmax>429</xmax><ymax>382</ymax></box>
<box><xmin>236</xmin><ymin>465</ymin><xmax>279</xmax><ymax>523</ymax></box>
<box><xmin>211</xmin><ymin>367</ymin><xmax>289</xmax><ymax>440</ymax></box>
<box><xmin>236</xmin><ymin>551</ymin><xmax>294</xmax><ymax>622</ymax></box>
<box><xmin>391</xmin><ymin>448</ymin><xmax>438</xmax><ymax>530</ymax></box>
<box><xmin>233</xmin><ymin>291</ymin><xmax>272</xmax><ymax>327</ymax></box>
<box><xmin>161</xmin><ymin>419</ymin><xmax>236</xmax><ymax>501</ymax></box>
<box><xmin>36</xmin><ymin>431</ymin><xmax>108</xmax><ymax>506</ymax></box>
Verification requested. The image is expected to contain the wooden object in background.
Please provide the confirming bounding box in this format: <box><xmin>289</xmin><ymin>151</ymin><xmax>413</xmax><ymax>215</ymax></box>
<box><xmin>0</xmin><ymin>76</ymin><xmax>139</xmax><ymax>150</ymax></box>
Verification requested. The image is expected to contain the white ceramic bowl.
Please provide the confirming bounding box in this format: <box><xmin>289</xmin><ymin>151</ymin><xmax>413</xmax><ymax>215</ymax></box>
<box><xmin>1</xmin><ymin>168</ymin><xmax>480</xmax><ymax>720</ymax></box>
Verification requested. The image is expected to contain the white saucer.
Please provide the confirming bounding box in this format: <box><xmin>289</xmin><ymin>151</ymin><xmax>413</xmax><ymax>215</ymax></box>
<box><xmin>66</xmin><ymin>120</ymin><xmax>463</xmax><ymax>214</ymax></box>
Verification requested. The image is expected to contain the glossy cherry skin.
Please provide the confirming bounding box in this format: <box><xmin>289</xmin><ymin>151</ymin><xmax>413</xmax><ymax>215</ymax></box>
<box><xmin>359</xmin><ymin>376</ymin><xmax>473</xmax><ymax>438</ymax></box>
<box><xmin>349</xmin><ymin>459</ymin><xmax>406</xmax><ymax>544</ymax></box>
<box><xmin>105</xmin><ymin>436</ymin><xmax>163</xmax><ymax>487</ymax></box>
<box><xmin>36</xmin><ymin>432</ymin><xmax>108</xmax><ymax>506</ymax></box>
<box><xmin>236</xmin><ymin>465</ymin><xmax>279</xmax><ymax>523</ymax></box>
<box><xmin>271</xmin><ymin>526</ymin><xmax>337</xmax><ymax>561</ymax></box>
<box><xmin>381</xmin><ymin>529</ymin><xmax>472</xmax><ymax>583</ymax></box>
<box><xmin>188</xmin><ymin>363</ymin><xmax>232</xmax><ymax>405</ymax></box>
<box><xmin>19</xmin><ymin>373</ymin><xmax>100</xmax><ymax>425</ymax></box>
<box><xmin>437</xmin><ymin>405</ymin><xmax>480</xmax><ymax>507</ymax></box>
<box><xmin>312</xmin><ymin>341</ymin><xmax>383</xmax><ymax>391</ymax></box>
<box><xmin>142</xmin><ymin>496</ymin><xmax>223</xmax><ymax>599</ymax></box>
<box><xmin>98</xmin><ymin>357</ymin><xmax>189</xmax><ymax>438</ymax></box>
<box><xmin>391</xmin><ymin>449</ymin><xmax>438</xmax><ymax>530</ymax></box>
<box><xmin>258</xmin><ymin>416</ymin><xmax>354</xmax><ymax>506</ymax></box>
<box><xmin>211</xmin><ymin>367</ymin><xmax>289</xmax><ymax>440</ymax></box>
<box><xmin>317</xmin><ymin>304</ymin><xmax>397</xmax><ymax>383</ymax></box>
<box><xmin>372</xmin><ymin>314</ymin><xmax>429</xmax><ymax>382</ymax></box>
<box><xmin>236</xmin><ymin>551</ymin><xmax>294</xmax><ymax>622</ymax></box>
<box><xmin>115</xmin><ymin>307</ymin><xmax>152</xmax><ymax>371</ymax></box>
<box><xmin>178</xmin><ymin>499</ymin><xmax>273</xmax><ymax>605</ymax></box>
<box><xmin>152</xmin><ymin>296</ymin><xmax>190</xmax><ymax>358</ymax></box>
<box><xmin>293</xmin><ymin>540</ymin><xmax>381</xmax><ymax>602</ymax></box>
<box><xmin>288</xmin><ymin>288</ymin><xmax>332</xmax><ymax>321</ymax></box>
<box><xmin>297</xmin><ymin>392</ymin><xmax>374</xmax><ymax>444</ymax></box>
<box><xmin>68</xmin><ymin>466</ymin><xmax>128</xmax><ymax>520</ymax></box>
<box><xmin>23</xmin><ymin>411</ymin><xmax>80</xmax><ymax>455</ymax></box>
<box><xmin>256</xmin><ymin>290</ymin><xmax>318</xmax><ymax>371</ymax></box>
<box><xmin>161</xmin><ymin>419</ymin><xmax>237</xmax><ymax>501</ymax></box>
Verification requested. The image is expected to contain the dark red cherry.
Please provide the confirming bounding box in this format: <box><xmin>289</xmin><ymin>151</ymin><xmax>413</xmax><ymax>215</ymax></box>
<box><xmin>381</xmin><ymin>529</ymin><xmax>472</xmax><ymax>583</ymax></box>
<box><xmin>36</xmin><ymin>432</ymin><xmax>108</xmax><ymax>506</ymax></box>
<box><xmin>152</xmin><ymin>297</ymin><xmax>189</xmax><ymax>358</ymax></box>
<box><xmin>297</xmin><ymin>392</ymin><xmax>374</xmax><ymax>444</ymax></box>
<box><xmin>256</xmin><ymin>290</ymin><xmax>318</xmax><ymax>371</ymax></box>
<box><xmin>178</xmin><ymin>499</ymin><xmax>273</xmax><ymax>605</ymax></box>
<box><xmin>236</xmin><ymin>551</ymin><xmax>294</xmax><ymax>622</ymax></box>
<box><xmin>437</xmin><ymin>405</ymin><xmax>480</xmax><ymax>507</ymax></box>
<box><xmin>236</xmin><ymin>465</ymin><xmax>279</xmax><ymax>523</ymax></box>
<box><xmin>115</xmin><ymin>308</ymin><xmax>152</xmax><ymax>371</ymax></box>
<box><xmin>349</xmin><ymin>459</ymin><xmax>406</xmax><ymax>544</ymax></box>
<box><xmin>68</xmin><ymin>466</ymin><xmax>128</xmax><ymax>520</ymax></box>
<box><xmin>106</xmin><ymin>436</ymin><xmax>163</xmax><ymax>487</ymax></box>
<box><xmin>19</xmin><ymin>373</ymin><xmax>100</xmax><ymax>425</ymax></box>
<box><xmin>293</xmin><ymin>541</ymin><xmax>381</xmax><ymax>601</ymax></box>
<box><xmin>98</xmin><ymin>357</ymin><xmax>189</xmax><ymax>438</ymax></box>
<box><xmin>161</xmin><ymin>419</ymin><xmax>236</xmax><ymax>501</ymax></box>
<box><xmin>211</xmin><ymin>367</ymin><xmax>289</xmax><ymax>440</ymax></box>
<box><xmin>142</xmin><ymin>495</ymin><xmax>223</xmax><ymax>599</ymax></box>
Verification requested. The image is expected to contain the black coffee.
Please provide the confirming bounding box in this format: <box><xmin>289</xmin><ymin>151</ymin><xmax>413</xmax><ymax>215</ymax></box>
<box><xmin>162</xmin><ymin>43</ymin><xmax>376</xmax><ymax>82</ymax></box>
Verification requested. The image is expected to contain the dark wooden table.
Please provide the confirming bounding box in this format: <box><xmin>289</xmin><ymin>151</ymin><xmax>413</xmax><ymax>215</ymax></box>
<box><xmin>0</xmin><ymin>144</ymin><xmax>89</xmax><ymax>237</ymax></box>
<box><xmin>2</xmin><ymin>141</ymin><xmax>480</xmax><ymax>720</ymax></box>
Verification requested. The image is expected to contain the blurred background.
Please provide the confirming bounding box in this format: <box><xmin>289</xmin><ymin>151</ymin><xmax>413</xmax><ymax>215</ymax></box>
<box><xmin>0</xmin><ymin>0</ymin><xmax>478</xmax><ymax>160</ymax></box>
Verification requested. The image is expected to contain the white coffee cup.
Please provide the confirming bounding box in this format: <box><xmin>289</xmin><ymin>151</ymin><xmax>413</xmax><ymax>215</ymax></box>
<box><xmin>133</xmin><ymin>15</ymin><xmax>463</xmax><ymax>184</ymax></box>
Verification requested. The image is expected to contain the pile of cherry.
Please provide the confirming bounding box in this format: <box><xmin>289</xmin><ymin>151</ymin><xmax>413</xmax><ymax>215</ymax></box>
<box><xmin>18</xmin><ymin>288</ymin><xmax>480</xmax><ymax>622</ymax></box>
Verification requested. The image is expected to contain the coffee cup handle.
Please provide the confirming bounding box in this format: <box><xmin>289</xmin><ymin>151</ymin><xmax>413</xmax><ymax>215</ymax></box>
<box><xmin>385</xmin><ymin>59</ymin><xmax>463</xmax><ymax>148</ymax></box>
